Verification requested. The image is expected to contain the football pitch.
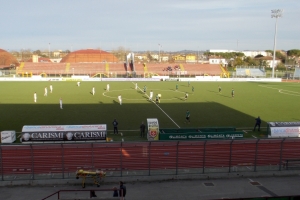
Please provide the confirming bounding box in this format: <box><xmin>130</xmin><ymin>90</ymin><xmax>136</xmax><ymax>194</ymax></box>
<box><xmin>0</xmin><ymin>81</ymin><xmax>299</xmax><ymax>141</ymax></box>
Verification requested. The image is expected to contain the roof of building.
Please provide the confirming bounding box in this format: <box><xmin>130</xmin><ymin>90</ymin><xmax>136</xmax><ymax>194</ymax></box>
<box><xmin>0</xmin><ymin>48</ymin><xmax>19</xmax><ymax>66</ymax></box>
<box><xmin>60</xmin><ymin>49</ymin><xmax>118</xmax><ymax>63</ymax></box>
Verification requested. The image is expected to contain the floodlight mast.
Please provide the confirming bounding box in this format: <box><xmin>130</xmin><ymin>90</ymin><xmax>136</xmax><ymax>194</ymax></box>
<box><xmin>158</xmin><ymin>44</ymin><xmax>162</xmax><ymax>62</ymax></box>
<box><xmin>271</xmin><ymin>9</ymin><xmax>283</xmax><ymax>78</ymax></box>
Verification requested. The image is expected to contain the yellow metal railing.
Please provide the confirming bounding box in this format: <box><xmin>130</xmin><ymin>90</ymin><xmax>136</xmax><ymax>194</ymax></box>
<box><xmin>65</xmin><ymin>63</ymin><xmax>70</xmax><ymax>73</ymax></box>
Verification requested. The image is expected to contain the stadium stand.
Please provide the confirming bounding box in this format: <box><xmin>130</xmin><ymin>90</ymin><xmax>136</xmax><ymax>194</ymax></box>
<box><xmin>235</xmin><ymin>67</ymin><xmax>265</xmax><ymax>77</ymax></box>
<box><xmin>293</xmin><ymin>67</ymin><xmax>300</xmax><ymax>78</ymax></box>
<box><xmin>65</xmin><ymin>63</ymin><xmax>70</xmax><ymax>73</ymax></box>
<box><xmin>15</xmin><ymin>62</ymin><xmax>224</xmax><ymax>77</ymax></box>
<box><xmin>236</xmin><ymin>68</ymin><xmax>246</xmax><ymax>76</ymax></box>
<box><xmin>245</xmin><ymin>69</ymin><xmax>250</xmax><ymax>76</ymax></box>
<box><xmin>18</xmin><ymin>62</ymin><xmax>24</xmax><ymax>71</ymax></box>
<box><xmin>250</xmin><ymin>68</ymin><xmax>266</xmax><ymax>77</ymax></box>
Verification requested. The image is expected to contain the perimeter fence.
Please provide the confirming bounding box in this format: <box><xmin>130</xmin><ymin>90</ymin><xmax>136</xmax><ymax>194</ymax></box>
<box><xmin>1</xmin><ymin>138</ymin><xmax>300</xmax><ymax>181</ymax></box>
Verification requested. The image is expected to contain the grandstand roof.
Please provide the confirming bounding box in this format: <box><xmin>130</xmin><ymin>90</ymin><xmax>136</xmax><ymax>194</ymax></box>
<box><xmin>0</xmin><ymin>48</ymin><xmax>19</xmax><ymax>67</ymax></box>
<box><xmin>60</xmin><ymin>49</ymin><xmax>119</xmax><ymax>63</ymax></box>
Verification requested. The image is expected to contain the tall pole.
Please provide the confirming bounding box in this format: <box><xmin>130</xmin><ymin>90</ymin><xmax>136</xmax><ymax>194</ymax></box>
<box><xmin>197</xmin><ymin>47</ymin><xmax>199</xmax><ymax>63</ymax></box>
<box><xmin>48</xmin><ymin>43</ymin><xmax>51</xmax><ymax>58</ymax></box>
<box><xmin>158</xmin><ymin>44</ymin><xmax>162</xmax><ymax>62</ymax></box>
<box><xmin>271</xmin><ymin>9</ymin><xmax>283</xmax><ymax>78</ymax></box>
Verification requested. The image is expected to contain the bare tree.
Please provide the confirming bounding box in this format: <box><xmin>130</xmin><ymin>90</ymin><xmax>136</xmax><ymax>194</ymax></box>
<box><xmin>111</xmin><ymin>46</ymin><xmax>131</xmax><ymax>62</ymax></box>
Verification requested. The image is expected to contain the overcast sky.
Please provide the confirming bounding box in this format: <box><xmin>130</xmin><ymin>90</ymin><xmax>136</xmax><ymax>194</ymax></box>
<box><xmin>0</xmin><ymin>0</ymin><xmax>299</xmax><ymax>52</ymax></box>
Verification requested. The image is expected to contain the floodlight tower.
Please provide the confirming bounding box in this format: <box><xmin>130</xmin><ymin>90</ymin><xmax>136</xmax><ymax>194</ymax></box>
<box><xmin>48</xmin><ymin>43</ymin><xmax>51</xmax><ymax>58</ymax></box>
<box><xmin>158</xmin><ymin>44</ymin><xmax>162</xmax><ymax>62</ymax></box>
<box><xmin>271</xmin><ymin>9</ymin><xmax>283</xmax><ymax>78</ymax></box>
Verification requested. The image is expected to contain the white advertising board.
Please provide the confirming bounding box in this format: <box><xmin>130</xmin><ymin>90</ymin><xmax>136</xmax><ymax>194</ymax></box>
<box><xmin>268</xmin><ymin>127</ymin><xmax>300</xmax><ymax>138</ymax></box>
<box><xmin>152</xmin><ymin>76</ymin><xmax>169</xmax><ymax>81</ymax></box>
<box><xmin>71</xmin><ymin>75</ymin><xmax>89</xmax><ymax>79</ymax></box>
<box><xmin>147</xmin><ymin>118</ymin><xmax>159</xmax><ymax>141</ymax></box>
<box><xmin>194</xmin><ymin>77</ymin><xmax>281</xmax><ymax>82</ymax></box>
<box><xmin>22</xmin><ymin>124</ymin><xmax>106</xmax><ymax>132</ymax></box>
<box><xmin>1</xmin><ymin>131</ymin><xmax>16</xmax><ymax>143</ymax></box>
<box><xmin>267</xmin><ymin>121</ymin><xmax>300</xmax><ymax>138</ymax></box>
<box><xmin>101</xmin><ymin>78</ymin><xmax>160</xmax><ymax>81</ymax></box>
<box><xmin>21</xmin><ymin>124</ymin><xmax>107</xmax><ymax>142</ymax></box>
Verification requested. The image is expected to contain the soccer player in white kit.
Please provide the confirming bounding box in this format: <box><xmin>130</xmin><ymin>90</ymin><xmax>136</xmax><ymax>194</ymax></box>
<box><xmin>77</xmin><ymin>82</ymin><xmax>80</xmax><ymax>87</ymax></box>
<box><xmin>184</xmin><ymin>92</ymin><xmax>188</xmax><ymax>101</ymax></box>
<box><xmin>107</xmin><ymin>84</ymin><xmax>110</xmax><ymax>91</ymax></box>
<box><xmin>92</xmin><ymin>87</ymin><xmax>95</xmax><ymax>95</ymax></box>
<box><xmin>60</xmin><ymin>97</ymin><xmax>63</xmax><ymax>109</ymax></box>
<box><xmin>118</xmin><ymin>94</ymin><xmax>122</xmax><ymax>105</ymax></box>
<box><xmin>50</xmin><ymin>85</ymin><xmax>53</xmax><ymax>93</ymax></box>
<box><xmin>34</xmin><ymin>92</ymin><xmax>37</xmax><ymax>103</ymax></box>
<box><xmin>44</xmin><ymin>87</ymin><xmax>47</xmax><ymax>96</ymax></box>
<box><xmin>149</xmin><ymin>90</ymin><xmax>153</xmax><ymax>101</ymax></box>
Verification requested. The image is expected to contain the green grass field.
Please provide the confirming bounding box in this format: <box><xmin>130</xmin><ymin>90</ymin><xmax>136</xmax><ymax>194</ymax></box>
<box><xmin>1</xmin><ymin>81</ymin><xmax>299</xmax><ymax>141</ymax></box>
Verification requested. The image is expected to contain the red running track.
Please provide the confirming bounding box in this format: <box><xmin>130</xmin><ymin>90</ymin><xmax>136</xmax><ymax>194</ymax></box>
<box><xmin>1</xmin><ymin>139</ymin><xmax>300</xmax><ymax>176</ymax></box>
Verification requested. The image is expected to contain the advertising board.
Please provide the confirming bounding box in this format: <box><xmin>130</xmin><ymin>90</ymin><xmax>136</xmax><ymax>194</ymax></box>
<box><xmin>1</xmin><ymin>131</ymin><xmax>16</xmax><ymax>143</ymax></box>
<box><xmin>147</xmin><ymin>118</ymin><xmax>159</xmax><ymax>141</ymax></box>
<box><xmin>267</xmin><ymin>122</ymin><xmax>300</xmax><ymax>138</ymax></box>
<box><xmin>101</xmin><ymin>78</ymin><xmax>160</xmax><ymax>81</ymax></box>
<box><xmin>21</xmin><ymin>124</ymin><xmax>107</xmax><ymax>142</ymax></box>
<box><xmin>159</xmin><ymin>132</ymin><xmax>243</xmax><ymax>140</ymax></box>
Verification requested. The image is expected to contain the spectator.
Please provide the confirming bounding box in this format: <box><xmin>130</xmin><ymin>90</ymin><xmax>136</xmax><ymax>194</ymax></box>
<box><xmin>119</xmin><ymin>181</ymin><xmax>126</xmax><ymax>199</ymax></box>
<box><xmin>113</xmin><ymin>187</ymin><xmax>118</xmax><ymax>197</ymax></box>
<box><xmin>253</xmin><ymin>116</ymin><xmax>261</xmax><ymax>131</ymax></box>
<box><xmin>90</xmin><ymin>190</ymin><xmax>97</xmax><ymax>198</ymax></box>
<box><xmin>185</xmin><ymin>110</ymin><xmax>190</xmax><ymax>123</ymax></box>
<box><xmin>140</xmin><ymin>122</ymin><xmax>146</xmax><ymax>137</ymax></box>
<box><xmin>113</xmin><ymin>119</ymin><xmax>119</xmax><ymax>134</ymax></box>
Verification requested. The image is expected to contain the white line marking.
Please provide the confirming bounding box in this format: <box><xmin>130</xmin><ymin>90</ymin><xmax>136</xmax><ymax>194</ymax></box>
<box><xmin>259</xmin><ymin>84</ymin><xmax>300</xmax><ymax>97</ymax></box>
<box><xmin>248</xmin><ymin>178</ymin><xmax>254</xmax><ymax>182</ymax></box>
<box><xmin>132</xmin><ymin>82</ymin><xmax>180</xmax><ymax>128</ymax></box>
<box><xmin>243</xmin><ymin>130</ymin><xmax>248</xmax><ymax>133</ymax></box>
<box><xmin>252</xmin><ymin>135</ymin><xmax>257</xmax><ymax>138</ymax></box>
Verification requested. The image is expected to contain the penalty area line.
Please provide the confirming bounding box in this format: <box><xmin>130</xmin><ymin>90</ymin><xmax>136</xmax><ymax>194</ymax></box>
<box><xmin>132</xmin><ymin>82</ymin><xmax>180</xmax><ymax>128</ymax></box>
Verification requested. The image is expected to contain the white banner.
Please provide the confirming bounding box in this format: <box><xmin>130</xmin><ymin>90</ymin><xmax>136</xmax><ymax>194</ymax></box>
<box><xmin>193</xmin><ymin>77</ymin><xmax>281</xmax><ymax>82</ymax></box>
<box><xmin>268</xmin><ymin>127</ymin><xmax>300</xmax><ymax>138</ymax></box>
<box><xmin>147</xmin><ymin>118</ymin><xmax>159</xmax><ymax>141</ymax></box>
<box><xmin>1</xmin><ymin>131</ymin><xmax>16</xmax><ymax>143</ymax></box>
<box><xmin>22</xmin><ymin>124</ymin><xmax>106</xmax><ymax>132</ymax></box>
<box><xmin>101</xmin><ymin>78</ymin><xmax>160</xmax><ymax>81</ymax></box>
<box><xmin>21</xmin><ymin>124</ymin><xmax>107</xmax><ymax>142</ymax></box>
